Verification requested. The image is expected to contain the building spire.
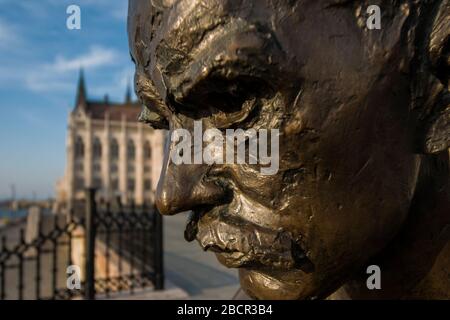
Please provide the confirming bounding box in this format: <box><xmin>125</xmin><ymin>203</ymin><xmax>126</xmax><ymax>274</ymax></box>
<box><xmin>76</xmin><ymin>68</ymin><xmax>87</xmax><ymax>108</ymax></box>
<box><xmin>125</xmin><ymin>79</ymin><xmax>132</xmax><ymax>104</ymax></box>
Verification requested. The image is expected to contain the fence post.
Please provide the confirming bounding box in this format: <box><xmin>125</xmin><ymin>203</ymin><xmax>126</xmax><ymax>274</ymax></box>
<box><xmin>153</xmin><ymin>205</ymin><xmax>164</xmax><ymax>290</ymax></box>
<box><xmin>84</xmin><ymin>188</ymin><xmax>97</xmax><ymax>300</ymax></box>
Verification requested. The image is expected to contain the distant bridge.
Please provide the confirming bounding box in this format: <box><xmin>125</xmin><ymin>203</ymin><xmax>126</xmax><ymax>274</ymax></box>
<box><xmin>0</xmin><ymin>199</ymin><xmax>54</xmax><ymax>211</ymax></box>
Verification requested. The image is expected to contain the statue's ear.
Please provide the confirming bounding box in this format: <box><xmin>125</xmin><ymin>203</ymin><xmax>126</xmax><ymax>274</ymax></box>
<box><xmin>417</xmin><ymin>2</ymin><xmax>449</xmax><ymax>155</ymax></box>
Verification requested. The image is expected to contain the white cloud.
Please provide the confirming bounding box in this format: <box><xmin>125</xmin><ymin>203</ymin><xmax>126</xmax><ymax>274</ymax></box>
<box><xmin>25</xmin><ymin>46</ymin><xmax>122</xmax><ymax>92</ymax></box>
<box><xmin>0</xmin><ymin>18</ymin><xmax>21</xmax><ymax>48</ymax></box>
<box><xmin>52</xmin><ymin>46</ymin><xmax>119</xmax><ymax>72</ymax></box>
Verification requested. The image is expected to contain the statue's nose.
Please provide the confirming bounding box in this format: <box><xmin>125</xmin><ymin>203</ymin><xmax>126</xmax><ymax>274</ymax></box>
<box><xmin>155</xmin><ymin>151</ymin><xmax>225</xmax><ymax>216</ymax></box>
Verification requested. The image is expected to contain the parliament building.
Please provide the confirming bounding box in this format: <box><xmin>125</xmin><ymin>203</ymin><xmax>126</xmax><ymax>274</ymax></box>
<box><xmin>56</xmin><ymin>71</ymin><xmax>165</xmax><ymax>210</ymax></box>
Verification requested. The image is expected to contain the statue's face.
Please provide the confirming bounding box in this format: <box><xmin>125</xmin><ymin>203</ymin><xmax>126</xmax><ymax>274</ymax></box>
<box><xmin>129</xmin><ymin>0</ymin><xmax>422</xmax><ymax>299</ymax></box>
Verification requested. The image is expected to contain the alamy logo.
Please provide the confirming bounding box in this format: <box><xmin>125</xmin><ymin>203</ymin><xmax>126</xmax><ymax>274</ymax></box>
<box><xmin>366</xmin><ymin>265</ymin><xmax>381</xmax><ymax>290</ymax></box>
<box><xmin>366</xmin><ymin>5</ymin><xmax>381</xmax><ymax>30</ymax></box>
<box><xmin>170</xmin><ymin>121</ymin><xmax>279</xmax><ymax>175</ymax></box>
<box><xmin>66</xmin><ymin>5</ymin><xmax>81</xmax><ymax>30</ymax></box>
<box><xmin>66</xmin><ymin>265</ymin><xmax>81</xmax><ymax>290</ymax></box>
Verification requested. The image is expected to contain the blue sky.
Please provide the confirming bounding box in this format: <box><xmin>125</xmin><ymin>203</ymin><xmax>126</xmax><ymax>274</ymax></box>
<box><xmin>0</xmin><ymin>0</ymin><xmax>135</xmax><ymax>199</ymax></box>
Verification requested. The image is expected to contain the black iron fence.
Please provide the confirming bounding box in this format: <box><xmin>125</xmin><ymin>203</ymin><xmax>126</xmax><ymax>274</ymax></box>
<box><xmin>0</xmin><ymin>188</ymin><xmax>164</xmax><ymax>300</ymax></box>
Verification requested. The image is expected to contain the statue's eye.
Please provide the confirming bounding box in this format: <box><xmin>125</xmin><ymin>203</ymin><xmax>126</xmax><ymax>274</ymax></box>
<box><xmin>190</xmin><ymin>76</ymin><xmax>271</xmax><ymax>112</ymax></box>
<box><xmin>172</xmin><ymin>75</ymin><xmax>273</xmax><ymax>129</ymax></box>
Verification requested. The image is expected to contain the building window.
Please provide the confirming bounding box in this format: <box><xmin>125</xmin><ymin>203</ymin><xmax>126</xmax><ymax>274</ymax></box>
<box><xmin>75</xmin><ymin>162</ymin><xmax>84</xmax><ymax>172</ymax></box>
<box><xmin>127</xmin><ymin>139</ymin><xmax>135</xmax><ymax>160</ymax></box>
<box><xmin>111</xmin><ymin>179</ymin><xmax>119</xmax><ymax>191</ymax></box>
<box><xmin>75</xmin><ymin>136</ymin><xmax>84</xmax><ymax>159</ymax></box>
<box><xmin>93</xmin><ymin>163</ymin><xmax>101</xmax><ymax>173</ymax></box>
<box><xmin>144</xmin><ymin>179</ymin><xmax>152</xmax><ymax>191</ymax></box>
<box><xmin>93</xmin><ymin>137</ymin><xmax>102</xmax><ymax>159</ymax></box>
<box><xmin>75</xmin><ymin>177</ymin><xmax>85</xmax><ymax>190</ymax></box>
<box><xmin>111</xmin><ymin>138</ymin><xmax>119</xmax><ymax>160</ymax></box>
<box><xmin>144</xmin><ymin>165</ymin><xmax>151</xmax><ymax>173</ymax></box>
<box><xmin>110</xmin><ymin>164</ymin><xmax>118</xmax><ymax>173</ymax></box>
<box><xmin>127</xmin><ymin>178</ymin><xmax>135</xmax><ymax>192</ymax></box>
<box><xmin>144</xmin><ymin>141</ymin><xmax>151</xmax><ymax>159</ymax></box>
<box><xmin>93</xmin><ymin>177</ymin><xmax>102</xmax><ymax>189</ymax></box>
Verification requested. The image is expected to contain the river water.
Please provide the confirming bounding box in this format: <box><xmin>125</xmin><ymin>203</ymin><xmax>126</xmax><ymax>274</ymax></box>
<box><xmin>0</xmin><ymin>209</ymin><xmax>28</xmax><ymax>219</ymax></box>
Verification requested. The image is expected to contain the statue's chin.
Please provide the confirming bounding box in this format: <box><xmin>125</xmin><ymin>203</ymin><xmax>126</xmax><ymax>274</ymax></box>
<box><xmin>239</xmin><ymin>268</ymin><xmax>315</xmax><ymax>300</ymax></box>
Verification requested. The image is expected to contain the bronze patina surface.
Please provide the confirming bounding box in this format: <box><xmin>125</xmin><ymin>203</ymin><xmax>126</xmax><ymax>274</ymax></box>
<box><xmin>128</xmin><ymin>0</ymin><xmax>449</xmax><ymax>299</ymax></box>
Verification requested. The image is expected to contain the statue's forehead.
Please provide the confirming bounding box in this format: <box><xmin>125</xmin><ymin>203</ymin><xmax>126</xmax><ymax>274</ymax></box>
<box><xmin>128</xmin><ymin>0</ymin><xmax>364</xmax><ymax>66</ymax></box>
<box><xmin>127</xmin><ymin>0</ymin><xmax>367</xmax><ymax>99</ymax></box>
<box><xmin>128</xmin><ymin>0</ymin><xmax>361</xmax><ymax>43</ymax></box>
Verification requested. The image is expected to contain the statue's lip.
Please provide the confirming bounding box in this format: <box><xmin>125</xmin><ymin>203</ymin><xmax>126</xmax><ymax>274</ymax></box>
<box><xmin>186</xmin><ymin>209</ymin><xmax>315</xmax><ymax>272</ymax></box>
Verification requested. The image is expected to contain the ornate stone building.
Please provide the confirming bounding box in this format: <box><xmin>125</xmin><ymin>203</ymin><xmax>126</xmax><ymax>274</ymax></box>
<box><xmin>56</xmin><ymin>71</ymin><xmax>165</xmax><ymax>209</ymax></box>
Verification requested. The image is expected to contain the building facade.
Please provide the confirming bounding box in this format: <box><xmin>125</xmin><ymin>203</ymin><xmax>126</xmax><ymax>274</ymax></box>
<box><xmin>56</xmin><ymin>71</ymin><xmax>165</xmax><ymax>209</ymax></box>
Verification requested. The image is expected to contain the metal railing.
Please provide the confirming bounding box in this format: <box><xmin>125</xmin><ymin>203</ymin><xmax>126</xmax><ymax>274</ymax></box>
<box><xmin>0</xmin><ymin>188</ymin><xmax>164</xmax><ymax>300</ymax></box>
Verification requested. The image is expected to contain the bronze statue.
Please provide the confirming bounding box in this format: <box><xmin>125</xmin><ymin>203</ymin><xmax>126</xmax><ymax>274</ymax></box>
<box><xmin>128</xmin><ymin>0</ymin><xmax>449</xmax><ymax>299</ymax></box>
